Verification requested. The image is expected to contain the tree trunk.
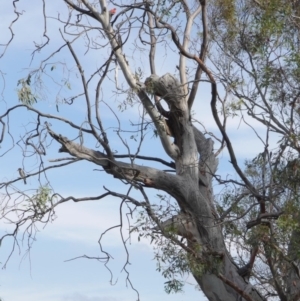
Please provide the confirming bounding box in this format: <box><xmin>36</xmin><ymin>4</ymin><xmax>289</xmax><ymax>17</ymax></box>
<box><xmin>47</xmin><ymin>72</ymin><xmax>264</xmax><ymax>301</ymax></box>
<box><xmin>286</xmin><ymin>216</ymin><xmax>300</xmax><ymax>301</ymax></box>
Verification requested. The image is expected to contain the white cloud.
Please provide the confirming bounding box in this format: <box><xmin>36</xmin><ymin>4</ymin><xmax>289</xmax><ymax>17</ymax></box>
<box><xmin>40</xmin><ymin>200</ymin><xmax>134</xmax><ymax>247</ymax></box>
<box><xmin>61</xmin><ymin>293</ymin><xmax>118</xmax><ymax>301</ymax></box>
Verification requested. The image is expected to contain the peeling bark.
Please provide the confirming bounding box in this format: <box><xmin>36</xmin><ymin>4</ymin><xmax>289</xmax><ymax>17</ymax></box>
<box><xmin>145</xmin><ymin>74</ymin><xmax>198</xmax><ymax>179</ymax></box>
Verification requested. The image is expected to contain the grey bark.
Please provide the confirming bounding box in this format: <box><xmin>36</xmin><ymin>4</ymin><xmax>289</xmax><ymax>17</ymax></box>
<box><xmin>286</xmin><ymin>215</ymin><xmax>300</xmax><ymax>301</ymax></box>
<box><xmin>54</xmin><ymin>2</ymin><xmax>266</xmax><ymax>300</ymax></box>
<box><xmin>47</xmin><ymin>72</ymin><xmax>264</xmax><ymax>301</ymax></box>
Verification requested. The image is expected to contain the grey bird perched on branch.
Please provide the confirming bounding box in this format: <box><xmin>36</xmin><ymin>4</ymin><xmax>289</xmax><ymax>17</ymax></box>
<box><xmin>18</xmin><ymin>168</ymin><xmax>26</xmax><ymax>184</ymax></box>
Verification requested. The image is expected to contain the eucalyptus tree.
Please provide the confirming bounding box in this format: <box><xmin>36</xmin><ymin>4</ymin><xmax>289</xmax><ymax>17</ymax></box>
<box><xmin>208</xmin><ymin>0</ymin><xmax>300</xmax><ymax>300</ymax></box>
<box><xmin>1</xmin><ymin>1</ymin><xmax>300</xmax><ymax>301</ymax></box>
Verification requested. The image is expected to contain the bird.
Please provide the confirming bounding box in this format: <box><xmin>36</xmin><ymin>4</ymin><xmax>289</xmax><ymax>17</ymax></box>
<box><xmin>109</xmin><ymin>8</ymin><xmax>116</xmax><ymax>15</ymax></box>
<box><xmin>18</xmin><ymin>168</ymin><xmax>27</xmax><ymax>184</ymax></box>
<box><xmin>109</xmin><ymin>8</ymin><xmax>116</xmax><ymax>23</ymax></box>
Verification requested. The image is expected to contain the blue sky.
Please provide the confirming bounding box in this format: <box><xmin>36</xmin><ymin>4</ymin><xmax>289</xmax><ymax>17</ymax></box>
<box><xmin>0</xmin><ymin>1</ymin><xmax>276</xmax><ymax>301</ymax></box>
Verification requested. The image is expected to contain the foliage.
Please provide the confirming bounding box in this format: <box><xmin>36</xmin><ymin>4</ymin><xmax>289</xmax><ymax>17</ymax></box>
<box><xmin>17</xmin><ymin>76</ymin><xmax>38</xmax><ymax>106</ymax></box>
